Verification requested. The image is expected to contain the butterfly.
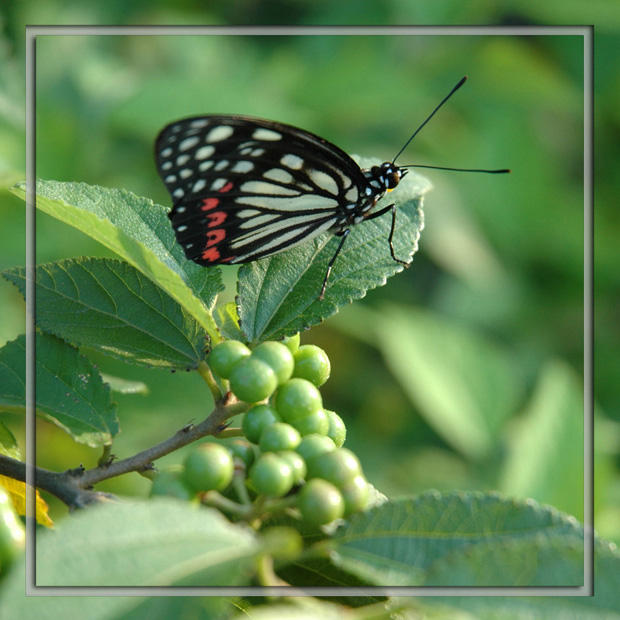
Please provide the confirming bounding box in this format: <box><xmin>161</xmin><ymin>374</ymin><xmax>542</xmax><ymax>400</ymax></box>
<box><xmin>155</xmin><ymin>76</ymin><xmax>507</xmax><ymax>299</ymax></box>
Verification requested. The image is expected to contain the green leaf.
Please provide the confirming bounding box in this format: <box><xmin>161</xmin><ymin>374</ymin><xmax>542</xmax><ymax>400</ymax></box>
<box><xmin>499</xmin><ymin>359</ymin><xmax>584</xmax><ymax>520</ymax></box>
<box><xmin>214</xmin><ymin>301</ymin><xmax>246</xmax><ymax>342</ymax></box>
<box><xmin>328</xmin><ymin>491</ymin><xmax>584</xmax><ymax>586</ymax></box>
<box><xmin>424</xmin><ymin>535</ymin><xmax>584</xmax><ymax>586</ymax></box>
<box><xmin>0</xmin><ymin>421</ymin><xmax>20</xmax><ymax>459</ymax></box>
<box><xmin>4</xmin><ymin>258</ymin><xmax>208</xmax><ymax>370</ymax></box>
<box><xmin>237</xmin><ymin>161</ymin><xmax>430</xmax><ymax>343</ymax></box>
<box><xmin>0</xmin><ymin>499</ymin><xmax>258</xmax><ymax>619</ymax></box>
<box><xmin>11</xmin><ymin>180</ymin><xmax>223</xmax><ymax>342</ymax></box>
<box><xmin>100</xmin><ymin>374</ymin><xmax>149</xmax><ymax>395</ymax></box>
<box><xmin>374</xmin><ymin>304</ymin><xmax>522</xmax><ymax>459</ymax></box>
<box><xmin>0</xmin><ymin>333</ymin><xmax>118</xmax><ymax>447</ymax></box>
<box><xmin>422</xmin><ymin>540</ymin><xmax>620</xmax><ymax>618</ymax></box>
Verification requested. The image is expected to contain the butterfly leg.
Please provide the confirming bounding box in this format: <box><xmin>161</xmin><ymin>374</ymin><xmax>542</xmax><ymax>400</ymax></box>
<box><xmin>319</xmin><ymin>229</ymin><xmax>350</xmax><ymax>300</ymax></box>
<box><xmin>365</xmin><ymin>203</ymin><xmax>409</xmax><ymax>267</ymax></box>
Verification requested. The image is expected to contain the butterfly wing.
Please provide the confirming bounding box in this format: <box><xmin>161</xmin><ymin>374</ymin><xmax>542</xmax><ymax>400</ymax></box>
<box><xmin>155</xmin><ymin>115</ymin><xmax>370</xmax><ymax>265</ymax></box>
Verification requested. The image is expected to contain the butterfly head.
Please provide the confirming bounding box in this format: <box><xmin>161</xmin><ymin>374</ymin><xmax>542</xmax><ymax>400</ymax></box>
<box><xmin>370</xmin><ymin>162</ymin><xmax>407</xmax><ymax>193</ymax></box>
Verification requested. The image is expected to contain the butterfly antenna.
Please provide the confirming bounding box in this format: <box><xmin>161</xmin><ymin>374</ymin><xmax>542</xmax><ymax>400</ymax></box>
<box><xmin>401</xmin><ymin>164</ymin><xmax>511</xmax><ymax>174</ymax></box>
<box><xmin>392</xmin><ymin>75</ymin><xmax>468</xmax><ymax>164</ymax></box>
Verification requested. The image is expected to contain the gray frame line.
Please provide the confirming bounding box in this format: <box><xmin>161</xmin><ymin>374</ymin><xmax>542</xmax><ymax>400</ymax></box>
<box><xmin>25</xmin><ymin>24</ymin><xmax>593</xmax><ymax>598</ymax></box>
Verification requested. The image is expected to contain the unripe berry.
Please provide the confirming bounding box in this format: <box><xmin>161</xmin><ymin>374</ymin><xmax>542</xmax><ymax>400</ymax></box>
<box><xmin>182</xmin><ymin>443</ymin><xmax>234</xmax><ymax>493</ymax></box>
<box><xmin>341</xmin><ymin>475</ymin><xmax>370</xmax><ymax>515</ymax></box>
<box><xmin>275</xmin><ymin>378</ymin><xmax>322</xmax><ymax>422</ymax></box>
<box><xmin>229</xmin><ymin>357</ymin><xmax>278</xmax><ymax>403</ymax></box>
<box><xmin>259</xmin><ymin>422</ymin><xmax>301</xmax><ymax>453</ymax></box>
<box><xmin>296</xmin><ymin>434</ymin><xmax>336</xmax><ymax>463</ymax></box>
<box><xmin>306</xmin><ymin>447</ymin><xmax>362</xmax><ymax>488</ymax></box>
<box><xmin>325</xmin><ymin>409</ymin><xmax>346</xmax><ymax>447</ymax></box>
<box><xmin>242</xmin><ymin>404</ymin><xmax>281</xmax><ymax>444</ymax></box>
<box><xmin>208</xmin><ymin>340</ymin><xmax>251</xmax><ymax>379</ymax></box>
<box><xmin>297</xmin><ymin>479</ymin><xmax>344</xmax><ymax>525</ymax></box>
<box><xmin>281</xmin><ymin>333</ymin><xmax>300</xmax><ymax>354</ymax></box>
<box><xmin>293</xmin><ymin>344</ymin><xmax>331</xmax><ymax>386</ymax></box>
<box><xmin>290</xmin><ymin>408</ymin><xmax>329</xmax><ymax>436</ymax></box>
<box><xmin>251</xmin><ymin>341</ymin><xmax>295</xmax><ymax>385</ymax></box>
<box><xmin>249</xmin><ymin>453</ymin><xmax>294</xmax><ymax>497</ymax></box>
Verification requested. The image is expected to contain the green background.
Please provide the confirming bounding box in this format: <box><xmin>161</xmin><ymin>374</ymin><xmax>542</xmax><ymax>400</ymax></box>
<box><xmin>0</xmin><ymin>2</ymin><xmax>617</xmax><ymax>548</ymax></box>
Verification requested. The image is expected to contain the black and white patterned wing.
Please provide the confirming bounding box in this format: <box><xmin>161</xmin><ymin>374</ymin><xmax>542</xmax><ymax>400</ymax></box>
<box><xmin>155</xmin><ymin>115</ymin><xmax>371</xmax><ymax>265</ymax></box>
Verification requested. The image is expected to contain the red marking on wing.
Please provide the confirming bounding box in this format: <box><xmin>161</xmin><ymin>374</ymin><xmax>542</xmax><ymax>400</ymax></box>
<box><xmin>201</xmin><ymin>247</ymin><xmax>221</xmax><ymax>262</ymax></box>
<box><xmin>206</xmin><ymin>229</ymin><xmax>225</xmax><ymax>247</ymax></box>
<box><xmin>219</xmin><ymin>181</ymin><xmax>234</xmax><ymax>193</ymax></box>
<box><xmin>206</xmin><ymin>211</ymin><xmax>227</xmax><ymax>227</ymax></box>
<box><xmin>201</xmin><ymin>197</ymin><xmax>219</xmax><ymax>211</ymax></box>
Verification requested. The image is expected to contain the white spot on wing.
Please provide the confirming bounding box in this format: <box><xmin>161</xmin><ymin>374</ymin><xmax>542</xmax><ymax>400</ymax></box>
<box><xmin>192</xmin><ymin>179</ymin><xmax>207</xmax><ymax>193</ymax></box>
<box><xmin>251</xmin><ymin>148</ymin><xmax>265</xmax><ymax>157</ymax></box>
<box><xmin>206</xmin><ymin>126</ymin><xmax>234</xmax><ymax>142</ymax></box>
<box><xmin>237</xmin><ymin>193</ymin><xmax>337</xmax><ymax>211</ymax></box>
<box><xmin>308</xmin><ymin>169</ymin><xmax>338</xmax><ymax>194</ymax></box>
<box><xmin>179</xmin><ymin>168</ymin><xmax>193</xmax><ymax>179</ymax></box>
<box><xmin>173</xmin><ymin>188</ymin><xmax>185</xmax><ymax>198</ymax></box>
<box><xmin>215</xmin><ymin>160</ymin><xmax>229</xmax><ymax>171</ymax></box>
<box><xmin>179</xmin><ymin>136</ymin><xmax>199</xmax><ymax>151</ymax></box>
<box><xmin>176</xmin><ymin>154</ymin><xmax>190</xmax><ymax>166</ymax></box>
<box><xmin>240</xmin><ymin>181</ymin><xmax>297</xmax><ymax>196</ymax></box>
<box><xmin>165</xmin><ymin>175</ymin><xmax>177</xmax><ymax>183</ymax></box>
<box><xmin>177</xmin><ymin>225</ymin><xmax>188</xmax><ymax>232</ymax></box>
<box><xmin>232</xmin><ymin>161</ymin><xmax>254</xmax><ymax>173</ymax></box>
<box><xmin>176</xmin><ymin>206</ymin><xmax>186</xmax><ymax>213</ymax></box>
<box><xmin>211</xmin><ymin>178</ymin><xmax>228</xmax><ymax>191</ymax></box>
<box><xmin>161</xmin><ymin>161</ymin><xmax>172</xmax><ymax>170</ymax></box>
<box><xmin>232</xmin><ymin>217</ymin><xmax>335</xmax><ymax>255</ymax></box>
<box><xmin>280</xmin><ymin>154</ymin><xmax>304</xmax><ymax>170</ymax></box>
<box><xmin>190</xmin><ymin>119</ymin><xmax>209</xmax><ymax>128</ymax></box>
<box><xmin>263</xmin><ymin>168</ymin><xmax>294</xmax><ymax>184</ymax></box>
<box><xmin>199</xmin><ymin>161</ymin><xmax>214</xmax><ymax>171</ymax></box>
<box><xmin>345</xmin><ymin>187</ymin><xmax>359</xmax><ymax>202</ymax></box>
<box><xmin>237</xmin><ymin>209</ymin><xmax>261</xmax><ymax>218</ymax></box>
<box><xmin>161</xmin><ymin>147</ymin><xmax>173</xmax><ymax>157</ymax></box>
<box><xmin>195</xmin><ymin>145</ymin><xmax>215</xmax><ymax>160</ymax></box>
<box><xmin>252</xmin><ymin>128</ymin><xmax>282</xmax><ymax>141</ymax></box>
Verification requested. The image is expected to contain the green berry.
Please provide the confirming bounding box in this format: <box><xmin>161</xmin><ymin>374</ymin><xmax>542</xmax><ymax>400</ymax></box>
<box><xmin>228</xmin><ymin>439</ymin><xmax>256</xmax><ymax>469</ymax></box>
<box><xmin>150</xmin><ymin>465</ymin><xmax>194</xmax><ymax>501</ymax></box>
<box><xmin>325</xmin><ymin>409</ymin><xmax>346</xmax><ymax>447</ymax></box>
<box><xmin>208</xmin><ymin>340</ymin><xmax>251</xmax><ymax>379</ymax></box>
<box><xmin>341</xmin><ymin>475</ymin><xmax>370</xmax><ymax>516</ymax></box>
<box><xmin>249</xmin><ymin>453</ymin><xmax>294</xmax><ymax>497</ymax></box>
<box><xmin>229</xmin><ymin>357</ymin><xmax>278</xmax><ymax>403</ymax></box>
<box><xmin>290</xmin><ymin>408</ymin><xmax>329</xmax><ymax>436</ymax></box>
<box><xmin>259</xmin><ymin>422</ymin><xmax>301</xmax><ymax>453</ymax></box>
<box><xmin>251</xmin><ymin>341</ymin><xmax>295</xmax><ymax>385</ymax></box>
<box><xmin>306</xmin><ymin>447</ymin><xmax>362</xmax><ymax>488</ymax></box>
<box><xmin>281</xmin><ymin>333</ymin><xmax>300</xmax><ymax>354</ymax></box>
<box><xmin>242</xmin><ymin>404</ymin><xmax>281</xmax><ymax>444</ymax></box>
<box><xmin>274</xmin><ymin>378</ymin><xmax>323</xmax><ymax>422</ymax></box>
<box><xmin>297</xmin><ymin>479</ymin><xmax>344</xmax><ymax>526</ymax></box>
<box><xmin>293</xmin><ymin>344</ymin><xmax>331</xmax><ymax>386</ymax></box>
<box><xmin>182</xmin><ymin>443</ymin><xmax>234</xmax><ymax>493</ymax></box>
<box><xmin>261</xmin><ymin>526</ymin><xmax>303</xmax><ymax>561</ymax></box>
<box><xmin>278</xmin><ymin>450</ymin><xmax>307</xmax><ymax>483</ymax></box>
<box><xmin>296</xmin><ymin>434</ymin><xmax>336</xmax><ymax>463</ymax></box>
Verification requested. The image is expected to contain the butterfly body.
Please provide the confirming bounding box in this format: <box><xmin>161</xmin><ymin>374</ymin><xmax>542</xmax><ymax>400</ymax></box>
<box><xmin>155</xmin><ymin>115</ymin><xmax>407</xmax><ymax>270</ymax></box>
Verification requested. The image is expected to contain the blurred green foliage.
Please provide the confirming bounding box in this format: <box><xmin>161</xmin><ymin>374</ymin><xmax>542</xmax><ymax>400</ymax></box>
<box><xmin>0</xmin><ymin>2</ymin><xmax>617</xmax><ymax>547</ymax></box>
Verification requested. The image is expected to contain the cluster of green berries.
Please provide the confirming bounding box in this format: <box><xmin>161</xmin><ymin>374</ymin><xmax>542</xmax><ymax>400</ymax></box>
<box><xmin>152</xmin><ymin>335</ymin><xmax>369</xmax><ymax>526</ymax></box>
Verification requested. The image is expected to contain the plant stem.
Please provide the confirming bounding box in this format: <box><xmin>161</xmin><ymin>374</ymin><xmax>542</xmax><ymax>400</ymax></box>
<box><xmin>197</xmin><ymin>360</ymin><xmax>222</xmax><ymax>401</ymax></box>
